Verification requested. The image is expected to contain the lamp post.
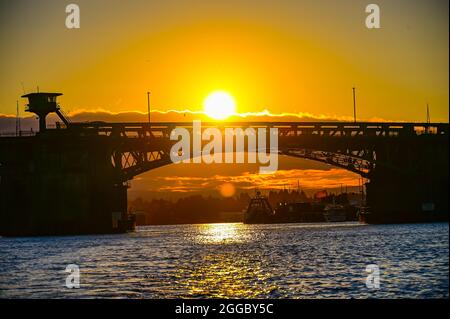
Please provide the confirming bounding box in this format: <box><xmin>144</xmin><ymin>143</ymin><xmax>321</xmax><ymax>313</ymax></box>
<box><xmin>147</xmin><ymin>91</ymin><xmax>151</xmax><ymax>124</ymax></box>
<box><xmin>352</xmin><ymin>87</ymin><xmax>357</xmax><ymax>123</ymax></box>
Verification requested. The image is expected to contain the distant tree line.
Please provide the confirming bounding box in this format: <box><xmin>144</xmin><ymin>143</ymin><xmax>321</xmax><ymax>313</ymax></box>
<box><xmin>128</xmin><ymin>189</ymin><xmax>361</xmax><ymax>225</ymax></box>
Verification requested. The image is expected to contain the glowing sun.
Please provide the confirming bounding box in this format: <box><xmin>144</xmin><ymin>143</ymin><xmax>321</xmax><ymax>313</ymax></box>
<box><xmin>203</xmin><ymin>91</ymin><xmax>236</xmax><ymax>120</ymax></box>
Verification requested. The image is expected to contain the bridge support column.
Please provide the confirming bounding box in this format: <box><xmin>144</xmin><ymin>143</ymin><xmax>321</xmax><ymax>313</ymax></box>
<box><xmin>365</xmin><ymin>136</ymin><xmax>449</xmax><ymax>223</ymax></box>
<box><xmin>0</xmin><ymin>134</ymin><xmax>132</xmax><ymax>236</ymax></box>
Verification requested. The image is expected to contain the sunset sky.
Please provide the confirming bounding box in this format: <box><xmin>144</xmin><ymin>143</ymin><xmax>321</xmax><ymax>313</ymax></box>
<box><xmin>0</xmin><ymin>0</ymin><xmax>448</xmax><ymax>122</ymax></box>
<box><xmin>127</xmin><ymin>156</ymin><xmax>363</xmax><ymax>200</ymax></box>
<box><xmin>0</xmin><ymin>0</ymin><xmax>448</xmax><ymax>198</ymax></box>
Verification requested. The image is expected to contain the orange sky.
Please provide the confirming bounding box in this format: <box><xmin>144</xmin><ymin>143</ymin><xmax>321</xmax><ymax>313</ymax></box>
<box><xmin>0</xmin><ymin>0</ymin><xmax>448</xmax><ymax>122</ymax></box>
<box><xmin>128</xmin><ymin>156</ymin><xmax>363</xmax><ymax>200</ymax></box>
<box><xmin>0</xmin><ymin>0</ymin><xmax>448</xmax><ymax>198</ymax></box>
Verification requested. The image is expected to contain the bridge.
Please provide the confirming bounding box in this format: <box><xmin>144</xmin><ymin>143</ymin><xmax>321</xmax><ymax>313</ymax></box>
<box><xmin>67</xmin><ymin>120</ymin><xmax>448</xmax><ymax>180</ymax></box>
<box><xmin>0</xmin><ymin>93</ymin><xmax>448</xmax><ymax>236</ymax></box>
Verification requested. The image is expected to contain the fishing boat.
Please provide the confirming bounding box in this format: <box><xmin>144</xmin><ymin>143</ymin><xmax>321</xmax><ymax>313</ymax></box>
<box><xmin>243</xmin><ymin>191</ymin><xmax>275</xmax><ymax>224</ymax></box>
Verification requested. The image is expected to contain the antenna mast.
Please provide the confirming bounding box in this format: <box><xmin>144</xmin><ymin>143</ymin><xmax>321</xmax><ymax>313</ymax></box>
<box><xmin>16</xmin><ymin>100</ymin><xmax>19</xmax><ymax>136</ymax></box>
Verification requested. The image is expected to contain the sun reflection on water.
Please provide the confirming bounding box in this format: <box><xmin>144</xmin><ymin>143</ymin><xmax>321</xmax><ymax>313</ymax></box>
<box><xmin>1</xmin><ymin>223</ymin><xmax>447</xmax><ymax>298</ymax></box>
<box><xmin>195</xmin><ymin>223</ymin><xmax>248</xmax><ymax>244</ymax></box>
<box><xmin>173</xmin><ymin>223</ymin><xmax>281</xmax><ymax>297</ymax></box>
<box><xmin>171</xmin><ymin>223</ymin><xmax>279</xmax><ymax>298</ymax></box>
<box><xmin>178</xmin><ymin>252</ymin><xmax>280</xmax><ymax>298</ymax></box>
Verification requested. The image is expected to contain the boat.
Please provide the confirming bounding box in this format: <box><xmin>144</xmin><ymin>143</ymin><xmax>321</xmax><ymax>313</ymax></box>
<box><xmin>117</xmin><ymin>215</ymin><xmax>136</xmax><ymax>233</ymax></box>
<box><xmin>244</xmin><ymin>191</ymin><xmax>359</xmax><ymax>224</ymax></box>
<box><xmin>273</xmin><ymin>202</ymin><xmax>325</xmax><ymax>223</ymax></box>
<box><xmin>323</xmin><ymin>203</ymin><xmax>347</xmax><ymax>222</ymax></box>
<box><xmin>112</xmin><ymin>211</ymin><xmax>136</xmax><ymax>233</ymax></box>
<box><xmin>244</xmin><ymin>192</ymin><xmax>327</xmax><ymax>224</ymax></box>
<box><xmin>243</xmin><ymin>191</ymin><xmax>275</xmax><ymax>224</ymax></box>
<box><xmin>356</xmin><ymin>206</ymin><xmax>371</xmax><ymax>223</ymax></box>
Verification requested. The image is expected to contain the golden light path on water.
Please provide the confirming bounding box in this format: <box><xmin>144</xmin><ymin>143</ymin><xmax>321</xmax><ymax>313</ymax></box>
<box><xmin>0</xmin><ymin>223</ymin><xmax>448</xmax><ymax>298</ymax></box>
<box><xmin>179</xmin><ymin>223</ymin><xmax>277</xmax><ymax>298</ymax></box>
<box><xmin>196</xmin><ymin>223</ymin><xmax>244</xmax><ymax>244</ymax></box>
<box><xmin>176</xmin><ymin>222</ymin><xmax>369</xmax><ymax>298</ymax></box>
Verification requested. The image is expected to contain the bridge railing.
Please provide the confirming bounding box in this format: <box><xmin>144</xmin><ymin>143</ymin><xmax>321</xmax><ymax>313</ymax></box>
<box><xmin>0</xmin><ymin>130</ymin><xmax>36</xmax><ymax>137</ymax></box>
<box><xmin>67</xmin><ymin>121</ymin><xmax>448</xmax><ymax>138</ymax></box>
<box><xmin>3</xmin><ymin>121</ymin><xmax>447</xmax><ymax>138</ymax></box>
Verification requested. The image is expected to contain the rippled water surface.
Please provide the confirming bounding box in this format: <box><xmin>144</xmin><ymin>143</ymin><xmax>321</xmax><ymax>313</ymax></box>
<box><xmin>0</xmin><ymin>222</ymin><xmax>448</xmax><ymax>298</ymax></box>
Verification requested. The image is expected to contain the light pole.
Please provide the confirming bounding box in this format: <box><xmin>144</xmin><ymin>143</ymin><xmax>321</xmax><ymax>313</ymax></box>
<box><xmin>352</xmin><ymin>87</ymin><xmax>357</xmax><ymax>123</ymax></box>
<box><xmin>147</xmin><ymin>91</ymin><xmax>151</xmax><ymax>124</ymax></box>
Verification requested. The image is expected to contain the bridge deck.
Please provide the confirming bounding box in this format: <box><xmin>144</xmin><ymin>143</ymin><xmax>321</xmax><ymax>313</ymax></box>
<box><xmin>2</xmin><ymin>121</ymin><xmax>448</xmax><ymax>138</ymax></box>
<box><xmin>65</xmin><ymin>121</ymin><xmax>448</xmax><ymax>138</ymax></box>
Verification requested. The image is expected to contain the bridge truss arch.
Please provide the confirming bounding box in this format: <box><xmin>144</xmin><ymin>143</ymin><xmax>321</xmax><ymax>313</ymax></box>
<box><xmin>281</xmin><ymin>149</ymin><xmax>373</xmax><ymax>178</ymax></box>
<box><xmin>67</xmin><ymin>121</ymin><xmax>448</xmax><ymax>183</ymax></box>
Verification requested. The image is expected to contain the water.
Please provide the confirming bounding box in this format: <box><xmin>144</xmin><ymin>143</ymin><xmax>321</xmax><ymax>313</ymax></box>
<box><xmin>0</xmin><ymin>222</ymin><xmax>448</xmax><ymax>299</ymax></box>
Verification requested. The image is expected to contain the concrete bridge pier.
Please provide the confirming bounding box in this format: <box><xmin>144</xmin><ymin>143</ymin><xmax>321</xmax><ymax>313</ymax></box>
<box><xmin>365</xmin><ymin>135</ymin><xmax>449</xmax><ymax>223</ymax></box>
<box><xmin>0</xmin><ymin>134</ymin><xmax>131</xmax><ymax>236</ymax></box>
